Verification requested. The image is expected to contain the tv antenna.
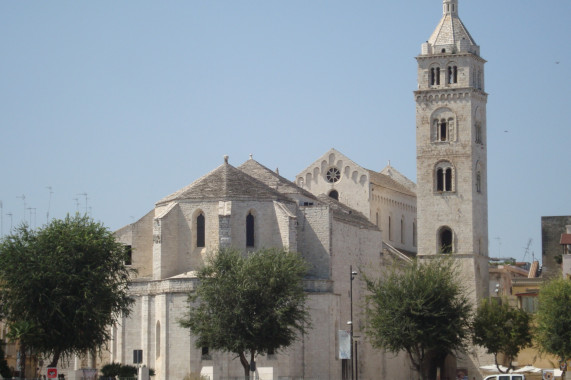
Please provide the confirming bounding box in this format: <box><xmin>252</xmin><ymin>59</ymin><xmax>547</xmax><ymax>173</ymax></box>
<box><xmin>46</xmin><ymin>186</ymin><xmax>53</xmax><ymax>223</ymax></box>
<box><xmin>16</xmin><ymin>194</ymin><xmax>26</xmax><ymax>224</ymax></box>
<box><xmin>6</xmin><ymin>212</ymin><xmax>13</xmax><ymax>233</ymax></box>
<box><xmin>78</xmin><ymin>193</ymin><xmax>88</xmax><ymax>215</ymax></box>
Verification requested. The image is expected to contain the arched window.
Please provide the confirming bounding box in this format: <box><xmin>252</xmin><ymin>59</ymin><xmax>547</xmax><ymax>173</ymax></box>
<box><xmin>430</xmin><ymin>67</ymin><xmax>441</xmax><ymax>86</ymax></box>
<box><xmin>435</xmin><ymin>161</ymin><xmax>454</xmax><ymax>192</ymax></box>
<box><xmin>246</xmin><ymin>212</ymin><xmax>255</xmax><ymax>247</ymax></box>
<box><xmin>375</xmin><ymin>212</ymin><xmax>379</xmax><ymax>227</ymax></box>
<box><xmin>448</xmin><ymin>65</ymin><xmax>458</xmax><ymax>84</ymax></box>
<box><xmin>439</xmin><ymin>227</ymin><xmax>453</xmax><ymax>254</ymax></box>
<box><xmin>431</xmin><ymin>109</ymin><xmax>455</xmax><ymax>143</ymax></box>
<box><xmin>329</xmin><ymin>190</ymin><xmax>339</xmax><ymax>200</ymax></box>
<box><xmin>400</xmin><ymin>216</ymin><xmax>405</xmax><ymax>244</ymax></box>
<box><xmin>476</xmin><ymin>171</ymin><xmax>481</xmax><ymax>193</ymax></box>
<box><xmin>196</xmin><ymin>213</ymin><xmax>205</xmax><ymax>248</ymax></box>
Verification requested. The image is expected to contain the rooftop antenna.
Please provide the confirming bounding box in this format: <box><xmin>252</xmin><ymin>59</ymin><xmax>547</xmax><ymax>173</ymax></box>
<box><xmin>494</xmin><ymin>237</ymin><xmax>501</xmax><ymax>257</ymax></box>
<box><xmin>6</xmin><ymin>212</ymin><xmax>13</xmax><ymax>233</ymax></box>
<box><xmin>73</xmin><ymin>197</ymin><xmax>80</xmax><ymax>212</ymax></box>
<box><xmin>27</xmin><ymin>207</ymin><xmax>36</xmax><ymax>229</ymax></box>
<box><xmin>523</xmin><ymin>239</ymin><xmax>533</xmax><ymax>263</ymax></box>
<box><xmin>78</xmin><ymin>193</ymin><xmax>88</xmax><ymax>215</ymax></box>
<box><xmin>46</xmin><ymin>186</ymin><xmax>53</xmax><ymax>223</ymax></box>
<box><xmin>0</xmin><ymin>200</ymin><xmax>3</xmax><ymax>237</ymax></box>
<box><xmin>16</xmin><ymin>194</ymin><xmax>26</xmax><ymax>224</ymax></box>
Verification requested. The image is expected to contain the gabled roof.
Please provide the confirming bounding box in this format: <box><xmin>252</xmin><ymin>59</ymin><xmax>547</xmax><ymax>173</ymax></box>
<box><xmin>156</xmin><ymin>159</ymin><xmax>289</xmax><ymax>205</ymax></box>
<box><xmin>380</xmin><ymin>164</ymin><xmax>417</xmax><ymax>193</ymax></box>
<box><xmin>316</xmin><ymin>194</ymin><xmax>378</xmax><ymax>230</ymax></box>
<box><xmin>368</xmin><ymin>170</ymin><xmax>416</xmax><ymax>197</ymax></box>
<box><xmin>238</xmin><ymin>158</ymin><xmax>319</xmax><ymax>201</ymax></box>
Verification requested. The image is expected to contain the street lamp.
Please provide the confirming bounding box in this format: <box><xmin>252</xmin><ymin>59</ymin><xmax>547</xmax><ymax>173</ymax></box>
<box><xmin>349</xmin><ymin>265</ymin><xmax>358</xmax><ymax>380</ymax></box>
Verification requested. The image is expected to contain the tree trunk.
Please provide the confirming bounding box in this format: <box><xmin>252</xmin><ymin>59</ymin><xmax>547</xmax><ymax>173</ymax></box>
<box><xmin>18</xmin><ymin>343</ymin><xmax>26</xmax><ymax>379</ymax></box>
<box><xmin>48</xmin><ymin>349</ymin><xmax>61</xmax><ymax>369</ymax></box>
<box><xmin>239</xmin><ymin>351</ymin><xmax>250</xmax><ymax>380</ymax></box>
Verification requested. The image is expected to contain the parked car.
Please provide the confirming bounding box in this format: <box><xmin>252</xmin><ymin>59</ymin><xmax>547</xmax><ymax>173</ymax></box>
<box><xmin>484</xmin><ymin>375</ymin><xmax>526</xmax><ymax>380</ymax></box>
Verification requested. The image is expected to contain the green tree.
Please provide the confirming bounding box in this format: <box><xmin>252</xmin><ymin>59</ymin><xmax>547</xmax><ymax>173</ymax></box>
<box><xmin>179</xmin><ymin>248</ymin><xmax>310</xmax><ymax>379</ymax></box>
<box><xmin>472</xmin><ymin>298</ymin><xmax>532</xmax><ymax>373</ymax></box>
<box><xmin>0</xmin><ymin>214</ymin><xmax>135</xmax><ymax>368</ymax></box>
<box><xmin>535</xmin><ymin>277</ymin><xmax>571</xmax><ymax>379</ymax></box>
<box><xmin>364</xmin><ymin>258</ymin><xmax>472</xmax><ymax>380</ymax></box>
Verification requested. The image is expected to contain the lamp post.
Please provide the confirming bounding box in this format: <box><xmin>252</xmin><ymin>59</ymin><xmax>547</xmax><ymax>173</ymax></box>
<box><xmin>349</xmin><ymin>265</ymin><xmax>358</xmax><ymax>380</ymax></box>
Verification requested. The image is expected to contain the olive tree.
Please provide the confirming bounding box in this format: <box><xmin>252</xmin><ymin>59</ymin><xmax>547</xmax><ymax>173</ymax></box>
<box><xmin>535</xmin><ymin>277</ymin><xmax>571</xmax><ymax>379</ymax></box>
<box><xmin>472</xmin><ymin>298</ymin><xmax>532</xmax><ymax>373</ymax></box>
<box><xmin>0</xmin><ymin>214</ymin><xmax>135</xmax><ymax>369</ymax></box>
<box><xmin>364</xmin><ymin>258</ymin><xmax>472</xmax><ymax>380</ymax></box>
<box><xmin>179</xmin><ymin>248</ymin><xmax>310</xmax><ymax>379</ymax></box>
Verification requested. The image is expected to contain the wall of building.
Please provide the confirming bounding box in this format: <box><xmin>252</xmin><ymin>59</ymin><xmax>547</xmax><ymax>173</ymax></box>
<box><xmin>542</xmin><ymin>216</ymin><xmax>571</xmax><ymax>278</ymax></box>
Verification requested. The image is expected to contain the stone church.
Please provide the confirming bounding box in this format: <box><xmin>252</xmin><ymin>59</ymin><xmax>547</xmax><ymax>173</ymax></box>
<box><xmin>50</xmin><ymin>0</ymin><xmax>491</xmax><ymax>379</ymax></box>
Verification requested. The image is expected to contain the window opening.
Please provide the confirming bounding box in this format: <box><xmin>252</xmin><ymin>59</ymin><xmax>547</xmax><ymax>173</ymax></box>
<box><xmin>448</xmin><ymin>66</ymin><xmax>458</xmax><ymax>84</ymax></box>
<box><xmin>124</xmin><ymin>245</ymin><xmax>132</xmax><ymax>266</ymax></box>
<box><xmin>436</xmin><ymin>163</ymin><xmax>454</xmax><ymax>192</ymax></box>
<box><xmin>436</xmin><ymin>67</ymin><xmax>440</xmax><ymax>85</ymax></box>
<box><xmin>445</xmin><ymin>168</ymin><xmax>452</xmax><ymax>191</ymax></box>
<box><xmin>476</xmin><ymin>171</ymin><xmax>481</xmax><ymax>193</ymax></box>
<box><xmin>197</xmin><ymin>213</ymin><xmax>205</xmax><ymax>247</ymax></box>
<box><xmin>329</xmin><ymin>190</ymin><xmax>339</xmax><ymax>200</ymax></box>
<box><xmin>246</xmin><ymin>212</ymin><xmax>255</xmax><ymax>247</ymax></box>
<box><xmin>440</xmin><ymin>228</ymin><xmax>453</xmax><ymax>253</ymax></box>
<box><xmin>437</xmin><ymin>168</ymin><xmax>444</xmax><ymax>191</ymax></box>
<box><xmin>412</xmin><ymin>222</ymin><xmax>417</xmax><ymax>247</ymax></box>
<box><xmin>326</xmin><ymin>167</ymin><xmax>341</xmax><ymax>183</ymax></box>
<box><xmin>400</xmin><ymin>217</ymin><xmax>405</xmax><ymax>244</ymax></box>
<box><xmin>439</xmin><ymin>119</ymin><xmax>448</xmax><ymax>141</ymax></box>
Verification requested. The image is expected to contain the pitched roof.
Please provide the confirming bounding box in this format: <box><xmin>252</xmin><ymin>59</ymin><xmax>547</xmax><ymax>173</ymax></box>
<box><xmin>156</xmin><ymin>160</ymin><xmax>289</xmax><ymax>205</ymax></box>
<box><xmin>379</xmin><ymin>164</ymin><xmax>417</xmax><ymax>193</ymax></box>
<box><xmin>428</xmin><ymin>13</ymin><xmax>477</xmax><ymax>50</ymax></box>
<box><xmin>238</xmin><ymin>158</ymin><xmax>319</xmax><ymax>201</ymax></box>
<box><xmin>316</xmin><ymin>194</ymin><xmax>378</xmax><ymax>230</ymax></box>
<box><xmin>368</xmin><ymin>170</ymin><xmax>416</xmax><ymax>197</ymax></box>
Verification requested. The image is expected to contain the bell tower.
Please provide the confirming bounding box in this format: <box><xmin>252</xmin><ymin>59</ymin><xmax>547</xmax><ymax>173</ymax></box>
<box><xmin>415</xmin><ymin>0</ymin><xmax>489</xmax><ymax>302</ymax></box>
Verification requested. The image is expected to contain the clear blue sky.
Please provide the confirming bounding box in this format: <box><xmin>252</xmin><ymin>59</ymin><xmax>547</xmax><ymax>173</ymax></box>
<box><xmin>1</xmin><ymin>1</ymin><xmax>570</xmax><ymax>263</ymax></box>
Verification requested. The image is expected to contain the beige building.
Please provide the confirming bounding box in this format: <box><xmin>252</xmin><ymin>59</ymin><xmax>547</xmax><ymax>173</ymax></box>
<box><xmin>38</xmin><ymin>0</ymin><xmax>497</xmax><ymax>379</ymax></box>
<box><xmin>100</xmin><ymin>154</ymin><xmax>414</xmax><ymax>380</ymax></box>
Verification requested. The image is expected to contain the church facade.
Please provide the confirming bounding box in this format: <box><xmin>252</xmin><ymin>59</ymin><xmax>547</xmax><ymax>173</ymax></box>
<box><xmin>44</xmin><ymin>1</ymin><xmax>492</xmax><ymax>379</ymax></box>
<box><xmin>108</xmin><ymin>153</ymin><xmax>415</xmax><ymax>380</ymax></box>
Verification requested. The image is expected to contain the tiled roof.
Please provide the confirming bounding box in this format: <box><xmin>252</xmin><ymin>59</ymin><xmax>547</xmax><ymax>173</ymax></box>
<box><xmin>238</xmin><ymin>159</ymin><xmax>319</xmax><ymax>201</ymax></box>
<box><xmin>156</xmin><ymin>161</ymin><xmax>289</xmax><ymax>205</ymax></box>
<box><xmin>429</xmin><ymin>14</ymin><xmax>476</xmax><ymax>47</ymax></box>
<box><xmin>379</xmin><ymin>164</ymin><xmax>417</xmax><ymax>193</ymax></box>
<box><xmin>561</xmin><ymin>234</ymin><xmax>571</xmax><ymax>245</ymax></box>
<box><xmin>316</xmin><ymin>194</ymin><xmax>378</xmax><ymax>230</ymax></box>
<box><xmin>368</xmin><ymin>170</ymin><xmax>416</xmax><ymax>197</ymax></box>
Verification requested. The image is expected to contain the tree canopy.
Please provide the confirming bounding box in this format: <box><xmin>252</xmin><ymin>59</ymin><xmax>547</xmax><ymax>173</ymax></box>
<box><xmin>364</xmin><ymin>258</ymin><xmax>472</xmax><ymax>380</ymax></box>
<box><xmin>472</xmin><ymin>298</ymin><xmax>532</xmax><ymax>373</ymax></box>
<box><xmin>0</xmin><ymin>214</ymin><xmax>135</xmax><ymax>368</ymax></box>
<box><xmin>179</xmin><ymin>248</ymin><xmax>310</xmax><ymax>379</ymax></box>
<box><xmin>535</xmin><ymin>277</ymin><xmax>571</xmax><ymax>377</ymax></box>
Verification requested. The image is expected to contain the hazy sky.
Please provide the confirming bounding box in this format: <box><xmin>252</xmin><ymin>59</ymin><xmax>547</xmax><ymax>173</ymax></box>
<box><xmin>1</xmin><ymin>1</ymin><xmax>570</xmax><ymax>263</ymax></box>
